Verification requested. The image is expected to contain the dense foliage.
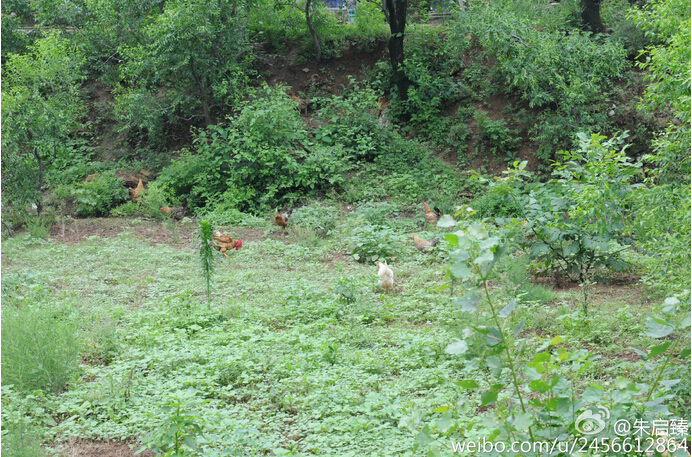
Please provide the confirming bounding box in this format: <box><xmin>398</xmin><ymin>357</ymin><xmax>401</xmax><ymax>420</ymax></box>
<box><xmin>1</xmin><ymin>0</ymin><xmax>689</xmax><ymax>454</ymax></box>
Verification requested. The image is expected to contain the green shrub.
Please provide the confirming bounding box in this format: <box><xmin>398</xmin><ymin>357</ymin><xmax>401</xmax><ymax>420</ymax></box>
<box><xmin>352</xmin><ymin>2</ymin><xmax>389</xmax><ymax>50</ymax></box>
<box><xmin>630</xmin><ymin>183</ymin><xmax>691</xmax><ymax>294</ymax></box>
<box><xmin>24</xmin><ymin>215</ymin><xmax>53</xmax><ymax>239</ymax></box>
<box><xmin>72</xmin><ymin>173</ymin><xmax>128</xmax><ymax>217</ymax></box>
<box><xmin>109</xmin><ymin>201</ymin><xmax>139</xmax><ymax>217</ymax></box>
<box><xmin>348</xmin><ymin>201</ymin><xmax>399</xmax><ymax>227</ymax></box>
<box><xmin>495</xmin><ymin>133</ymin><xmax>642</xmax><ymax>282</ymax></box>
<box><xmin>451</xmin><ymin>5</ymin><xmax>627</xmax><ymax>161</ymax></box>
<box><xmin>2</xmin><ymin>304</ymin><xmax>80</xmax><ymax>393</ymax></box>
<box><xmin>1</xmin><ymin>415</ymin><xmax>46</xmax><ymax>457</ymax></box>
<box><xmin>312</xmin><ymin>81</ymin><xmax>384</xmax><ymax>161</ymax></box>
<box><xmin>291</xmin><ymin>203</ymin><xmax>339</xmax><ymax>237</ymax></box>
<box><xmin>470</xmin><ymin>188</ymin><xmax>522</xmax><ymax>219</ymax></box>
<box><xmin>474</xmin><ymin>111</ymin><xmax>521</xmax><ymax>159</ymax></box>
<box><xmin>157</xmin><ymin>85</ymin><xmax>352</xmax><ymax>213</ymax></box>
<box><xmin>347</xmin><ymin>224</ymin><xmax>402</xmax><ymax>263</ymax></box>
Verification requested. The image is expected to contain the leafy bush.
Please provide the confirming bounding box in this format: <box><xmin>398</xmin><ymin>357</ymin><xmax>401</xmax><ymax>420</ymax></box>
<box><xmin>347</xmin><ymin>224</ymin><xmax>402</xmax><ymax>263</ymax></box>
<box><xmin>291</xmin><ymin>203</ymin><xmax>339</xmax><ymax>237</ymax></box>
<box><xmin>630</xmin><ymin>183</ymin><xmax>691</xmax><ymax>294</ymax></box>
<box><xmin>72</xmin><ymin>173</ymin><xmax>128</xmax><ymax>217</ymax></box>
<box><xmin>2</xmin><ymin>303</ymin><xmax>80</xmax><ymax>393</ymax></box>
<box><xmin>629</xmin><ymin>0</ymin><xmax>691</xmax><ymax>182</ymax></box>
<box><xmin>450</xmin><ymin>5</ymin><xmax>627</xmax><ymax>161</ymax></box>
<box><xmin>156</xmin><ymin>85</ymin><xmax>352</xmax><ymax>213</ymax></box>
<box><xmin>348</xmin><ymin>201</ymin><xmax>399</xmax><ymax>227</ymax></box>
<box><xmin>469</xmin><ymin>187</ymin><xmax>522</xmax><ymax>219</ymax></box>
<box><xmin>312</xmin><ymin>81</ymin><xmax>384</xmax><ymax>161</ymax></box>
<box><xmin>432</xmin><ymin>218</ymin><xmax>689</xmax><ymax>455</ymax></box>
<box><xmin>494</xmin><ymin>133</ymin><xmax>642</xmax><ymax>282</ymax></box>
<box><xmin>398</xmin><ymin>25</ymin><xmax>463</xmax><ymax>141</ymax></box>
<box><xmin>352</xmin><ymin>1</ymin><xmax>389</xmax><ymax>50</ymax></box>
<box><xmin>473</xmin><ymin>111</ymin><xmax>521</xmax><ymax>159</ymax></box>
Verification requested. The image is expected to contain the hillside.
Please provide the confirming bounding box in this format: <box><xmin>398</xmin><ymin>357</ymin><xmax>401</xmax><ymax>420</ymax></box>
<box><xmin>1</xmin><ymin>0</ymin><xmax>690</xmax><ymax>456</ymax></box>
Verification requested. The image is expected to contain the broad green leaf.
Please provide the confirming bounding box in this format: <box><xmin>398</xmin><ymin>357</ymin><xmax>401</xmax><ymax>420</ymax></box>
<box><xmin>453</xmin><ymin>291</ymin><xmax>481</xmax><ymax>312</ymax></box>
<box><xmin>530</xmin><ymin>242</ymin><xmax>549</xmax><ymax>257</ymax></box>
<box><xmin>513</xmin><ymin>318</ymin><xmax>526</xmax><ymax>336</ymax></box>
<box><xmin>499</xmin><ymin>299</ymin><xmax>516</xmax><ymax>318</ymax></box>
<box><xmin>434</xmin><ymin>405</ymin><xmax>452</xmax><ymax>413</ymax></box>
<box><xmin>550</xmin><ymin>336</ymin><xmax>564</xmax><ymax>346</ymax></box>
<box><xmin>513</xmin><ymin>412</ymin><xmax>534</xmax><ymax>431</ymax></box>
<box><xmin>437</xmin><ymin>215</ymin><xmax>456</xmax><ymax>228</ymax></box>
<box><xmin>645</xmin><ymin>316</ymin><xmax>674</xmax><ymax>338</ymax></box>
<box><xmin>529</xmin><ymin>380</ymin><xmax>548</xmax><ymax>392</ymax></box>
<box><xmin>648</xmin><ymin>341</ymin><xmax>671</xmax><ymax>358</ymax></box>
<box><xmin>484</xmin><ymin>327</ymin><xmax>503</xmax><ymax>346</ymax></box>
<box><xmin>661</xmin><ymin>297</ymin><xmax>680</xmax><ymax>315</ymax></box>
<box><xmin>479</xmin><ymin>236</ymin><xmax>500</xmax><ymax>250</ymax></box>
<box><xmin>449</xmin><ymin>262</ymin><xmax>471</xmax><ymax>280</ymax></box>
<box><xmin>480</xmin><ymin>390</ymin><xmax>498</xmax><ymax>407</ymax></box>
<box><xmin>474</xmin><ymin>250</ymin><xmax>494</xmax><ymax>265</ymax></box>
<box><xmin>581</xmin><ymin>385</ymin><xmax>604</xmax><ymax>402</ymax></box>
<box><xmin>445</xmin><ymin>341</ymin><xmax>468</xmax><ymax>355</ymax></box>
<box><xmin>486</xmin><ymin>356</ymin><xmax>502</xmax><ymax>369</ymax></box>
<box><xmin>455</xmin><ymin>380</ymin><xmax>479</xmax><ymax>389</ymax></box>
<box><xmin>523</xmin><ymin>366</ymin><xmax>541</xmax><ymax>381</ymax></box>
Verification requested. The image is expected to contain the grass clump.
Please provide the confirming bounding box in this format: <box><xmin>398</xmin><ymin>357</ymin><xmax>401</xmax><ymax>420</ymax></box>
<box><xmin>1</xmin><ymin>304</ymin><xmax>80</xmax><ymax>393</ymax></box>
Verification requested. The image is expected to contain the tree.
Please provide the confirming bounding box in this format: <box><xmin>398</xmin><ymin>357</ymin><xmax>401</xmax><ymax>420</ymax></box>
<box><xmin>580</xmin><ymin>0</ymin><xmax>604</xmax><ymax>33</ymax></box>
<box><xmin>305</xmin><ymin>0</ymin><xmax>322</xmax><ymax>62</ymax></box>
<box><xmin>384</xmin><ymin>0</ymin><xmax>412</xmax><ymax>100</ymax></box>
<box><xmin>629</xmin><ymin>0</ymin><xmax>691</xmax><ymax>181</ymax></box>
<box><xmin>115</xmin><ymin>0</ymin><xmax>252</xmax><ymax>137</ymax></box>
<box><xmin>1</xmin><ymin>32</ymin><xmax>84</xmax><ymax>215</ymax></box>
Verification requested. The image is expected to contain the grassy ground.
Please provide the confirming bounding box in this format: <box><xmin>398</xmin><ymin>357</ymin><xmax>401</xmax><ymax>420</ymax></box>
<box><xmin>1</xmin><ymin>214</ymin><xmax>686</xmax><ymax>456</ymax></box>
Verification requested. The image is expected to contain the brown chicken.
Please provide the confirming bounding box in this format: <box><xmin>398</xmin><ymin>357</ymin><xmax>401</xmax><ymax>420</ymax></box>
<box><xmin>377</xmin><ymin>98</ymin><xmax>389</xmax><ymax>117</ymax></box>
<box><xmin>274</xmin><ymin>212</ymin><xmax>290</xmax><ymax>236</ymax></box>
<box><xmin>413</xmin><ymin>235</ymin><xmax>440</xmax><ymax>253</ymax></box>
<box><xmin>422</xmin><ymin>201</ymin><xmax>442</xmax><ymax>225</ymax></box>
<box><xmin>129</xmin><ymin>178</ymin><xmax>144</xmax><ymax>203</ymax></box>
<box><xmin>288</xmin><ymin>90</ymin><xmax>311</xmax><ymax>115</ymax></box>
<box><xmin>212</xmin><ymin>231</ymin><xmax>243</xmax><ymax>257</ymax></box>
<box><xmin>160</xmin><ymin>206</ymin><xmax>185</xmax><ymax>221</ymax></box>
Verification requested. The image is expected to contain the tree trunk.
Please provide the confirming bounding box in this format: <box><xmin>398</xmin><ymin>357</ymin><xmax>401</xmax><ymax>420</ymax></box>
<box><xmin>305</xmin><ymin>0</ymin><xmax>322</xmax><ymax>62</ymax></box>
<box><xmin>190</xmin><ymin>56</ymin><xmax>215</xmax><ymax>126</ymax></box>
<box><xmin>580</xmin><ymin>0</ymin><xmax>604</xmax><ymax>33</ymax></box>
<box><xmin>384</xmin><ymin>0</ymin><xmax>411</xmax><ymax>100</ymax></box>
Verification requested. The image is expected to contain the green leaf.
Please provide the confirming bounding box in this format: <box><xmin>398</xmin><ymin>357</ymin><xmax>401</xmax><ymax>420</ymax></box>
<box><xmin>453</xmin><ymin>291</ymin><xmax>481</xmax><ymax>312</ymax></box>
<box><xmin>449</xmin><ymin>262</ymin><xmax>471</xmax><ymax>280</ymax></box>
<box><xmin>437</xmin><ymin>214</ymin><xmax>456</xmax><ymax>228</ymax></box>
<box><xmin>434</xmin><ymin>405</ymin><xmax>452</xmax><ymax>413</ymax></box>
<box><xmin>581</xmin><ymin>385</ymin><xmax>604</xmax><ymax>402</ymax></box>
<box><xmin>484</xmin><ymin>327</ymin><xmax>503</xmax><ymax>346</ymax></box>
<box><xmin>445</xmin><ymin>341</ymin><xmax>468</xmax><ymax>355</ymax></box>
<box><xmin>486</xmin><ymin>356</ymin><xmax>502</xmax><ymax>369</ymax></box>
<box><xmin>499</xmin><ymin>299</ymin><xmax>516</xmax><ymax>318</ymax></box>
<box><xmin>513</xmin><ymin>318</ymin><xmax>526</xmax><ymax>336</ymax></box>
<box><xmin>648</xmin><ymin>341</ymin><xmax>671</xmax><ymax>358</ymax></box>
<box><xmin>681</xmin><ymin>348</ymin><xmax>691</xmax><ymax>358</ymax></box>
<box><xmin>473</xmin><ymin>250</ymin><xmax>493</xmax><ymax>265</ymax></box>
<box><xmin>645</xmin><ymin>316</ymin><xmax>674</xmax><ymax>338</ymax></box>
<box><xmin>480</xmin><ymin>390</ymin><xmax>498</xmax><ymax>407</ymax></box>
<box><xmin>455</xmin><ymin>380</ymin><xmax>479</xmax><ymax>389</ymax></box>
<box><xmin>661</xmin><ymin>297</ymin><xmax>680</xmax><ymax>315</ymax></box>
<box><xmin>530</xmin><ymin>242</ymin><xmax>549</xmax><ymax>257</ymax></box>
<box><xmin>513</xmin><ymin>412</ymin><xmax>534</xmax><ymax>431</ymax></box>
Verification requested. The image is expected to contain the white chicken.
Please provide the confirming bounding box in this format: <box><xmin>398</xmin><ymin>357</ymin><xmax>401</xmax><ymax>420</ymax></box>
<box><xmin>377</xmin><ymin>261</ymin><xmax>394</xmax><ymax>293</ymax></box>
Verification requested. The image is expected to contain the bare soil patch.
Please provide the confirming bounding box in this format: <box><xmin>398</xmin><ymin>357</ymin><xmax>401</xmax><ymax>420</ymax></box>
<box><xmin>57</xmin><ymin>439</ymin><xmax>154</xmax><ymax>457</ymax></box>
<box><xmin>48</xmin><ymin>217</ymin><xmax>272</xmax><ymax>247</ymax></box>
